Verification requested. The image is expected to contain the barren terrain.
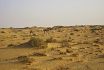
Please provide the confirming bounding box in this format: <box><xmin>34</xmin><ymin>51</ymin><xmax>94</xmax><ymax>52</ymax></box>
<box><xmin>0</xmin><ymin>25</ymin><xmax>104</xmax><ymax>70</ymax></box>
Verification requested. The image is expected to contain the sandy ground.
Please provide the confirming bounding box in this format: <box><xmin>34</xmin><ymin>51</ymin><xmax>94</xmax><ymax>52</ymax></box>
<box><xmin>0</xmin><ymin>48</ymin><xmax>104</xmax><ymax>70</ymax></box>
<box><xmin>0</xmin><ymin>25</ymin><xmax>104</xmax><ymax>70</ymax></box>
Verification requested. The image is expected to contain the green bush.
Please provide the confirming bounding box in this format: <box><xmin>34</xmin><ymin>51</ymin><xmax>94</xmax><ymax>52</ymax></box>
<box><xmin>29</xmin><ymin>37</ymin><xmax>47</xmax><ymax>48</ymax></box>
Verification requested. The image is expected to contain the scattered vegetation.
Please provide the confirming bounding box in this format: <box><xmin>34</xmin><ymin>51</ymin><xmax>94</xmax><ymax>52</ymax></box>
<box><xmin>61</xmin><ymin>40</ymin><xmax>69</xmax><ymax>47</ymax></box>
<box><xmin>17</xmin><ymin>56</ymin><xmax>30</xmax><ymax>63</ymax></box>
<box><xmin>24</xmin><ymin>27</ymin><xmax>30</xmax><ymax>29</ymax></box>
<box><xmin>0</xmin><ymin>25</ymin><xmax>104</xmax><ymax>70</ymax></box>
<box><xmin>0</xmin><ymin>40</ymin><xmax>4</xmax><ymax>41</ymax></box>
<box><xmin>70</xmin><ymin>33</ymin><xmax>74</xmax><ymax>35</ymax></box>
<box><xmin>56</xmin><ymin>66</ymin><xmax>69</xmax><ymax>70</ymax></box>
<box><xmin>1</xmin><ymin>31</ymin><xmax>5</xmax><ymax>33</ymax></box>
<box><xmin>74</xmin><ymin>29</ymin><xmax>79</xmax><ymax>31</ymax></box>
<box><xmin>22</xmin><ymin>38</ymin><xmax>26</xmax><ymax>40</ymax></box>
<box><xmin>45</xmin><ymin>37</ymin><xmax>57</xmax><ymax>43</ymax></box>
<box><xmin>31</xmin><ymin>52</ymin><xmax>47</xmax><ymax>56</ymax></box>
<box><xmin>28</xmin><ymin>37</ymin><xmax>47</xmax><ymax>48</ymax></box>
<box><xmin>7</xmin><ymin>44</ymin><xmax>15</xmax><ymax>47</ymax></box>
<box><xmin>97</xmin><ymin>54</ymin><xmax>104</xmax><ymax>58</ymax></box>
<box><xmin>93</xmin><ymin>38</ymin><xmax>100</xmax><ymax>43</ymax></box>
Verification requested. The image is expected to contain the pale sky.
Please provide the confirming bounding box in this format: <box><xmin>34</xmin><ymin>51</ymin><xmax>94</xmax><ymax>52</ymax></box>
<box><xmin>0</xmin><ymin>0</ymin><xmax>104</xmax><ymax>27</ymax></box>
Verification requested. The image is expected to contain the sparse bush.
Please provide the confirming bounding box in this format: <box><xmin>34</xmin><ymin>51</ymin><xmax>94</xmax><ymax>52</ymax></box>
<box><xmin>82</xmin><ymin>41</ymin><xmax>89</xmax><ymax>44</ymax></box>
<box><xmin>70</xmin><ymin>33</ymin><xmax>74</xmax><ymax>35</ymax></box>
<box><xmin>74</xmin><ymin>29</ymin><xmax>79</xmax><ymax>31</ymax></box>
<box><xmin>22</xmin><ymin>38</ymin><xmax>26</xmax><ymax>40</ymax></box>
<box><xmin>1</xmin><ymin>31</ymin><xmax>5</xmax><ymax>33</ymax></box>
<box><xmin>17</xmin><ymin>56</ymin><xmax>30</xmax><ymax>63</ymax></box>
<box><xmin>52</xmin><ymin>26</ymin><xmax>64</xmax><ymax>29</ymax></box>
<box><xmin>8</xmin><ymin>44</ymin><xmax>15</xmax><ymax>47</ymax></box>
<box><xmin>97</xmin><ymin>54</ymin><xmax>104</xmax><ymax>58</ymax></box>
<box><xmin>0</xmin><ymin>40</ymin><xmax>4</xmax><ymax>41</ymax></box>
<box><xmin>57</xmin><ymin>29</ymin><xmax>62</xmax><ymax>32</ymax></box>
<box><xmin>61</xmin><ymin>40</ymin><xmax>69</xmax><ymax>47</ymax></box>
<box><xmin>93</xmin><ymin>38</ymin><xmax>100</xmax><ymax>43</ymax></box>
<box><xmin>10</xmin><ymin>27</ymin><xmax>13</xmax><ymax>29</ymax></box>
<box><xmin>28</xmin><ymin>37</ymin><xmax>47</xmax><ymax>48</ymax></box>
<box><xmin>31</xmin><ymin>52</ymin><xmax>47</xmax><ymax>56</ymax></box>
<box><xmin>77</xmin><ymin>34</ymin><xmax>80</xmax><ymax>36</ymax></box>
<box><xmin>13</xmin><ymin>36</ymin><xmax>17</xmax><ymax>38</ymax></box>
<box><xmin>45</xmin><ymin>37</ymin><xmax>57</xmax><ymax>43</ymax></box>
<box><xmin>24</xmin><ymin>27</ymin><xmax>30</xmax><ymax>29</ymax></box>
<box><xmin>56</xmin><ymin>66</ymin><xmax>69</xmax><ymax>70</ymax></box>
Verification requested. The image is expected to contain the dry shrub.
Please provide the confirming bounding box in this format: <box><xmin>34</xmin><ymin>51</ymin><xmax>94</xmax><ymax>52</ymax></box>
<box><xmin>7</xmin><ymin>44</ymin><xmax>15</xmax><ymax>47</ymax></box>
<box><xmin>74</xmin><ymin>29</ymin><xmax>79</xmax><ymax>31</ymax></box>
<box><xmin>61</xmin><ymin>40</ymin><xmax>69</xmax><ymax>47</ymax></box>
<box><xmin>29</xmin><ymin>37</ymin><xmax>47</xmax><ymax>48</ymax></box>
<box><xmin>17</xmin><ymin>56</ymin><xmax>30</xmax><ymax>63</ymax></box>
<box><xmin>97</xmin><ymin>54</ymin><xmax>104</xmax><ymax>58</ymax></box>
<box><xmin>31</xmin><ymin>52</ymin><xmax>47</xmax><ymax>56</ymax></box>
<box><xmin>70</xmin><ymin>33</ymin><xmax>74</xmax><ymax>35</ymax></box>
<box><xmin>45</xmin><ymin>37</ymin><xmax>57</xmax><ymax>43</ymax></box>
<box><xmin>93</xmin><ymin>38</ymin><xmax>100</xmax><ymax>43</ymax></box>
<box><xmin>56</xmin><ymin>66</ymin><xmax>69</xmax><ymax>70</ymax></box>
<box><xmin>1</xmin><ymin>31</ymin><xmax>5</xmax><ymax>33</ymax></box>
<box><xmin>0</xmin><ymin>40</ymin><xmax>4</xmax><ymax>41</ymax></box>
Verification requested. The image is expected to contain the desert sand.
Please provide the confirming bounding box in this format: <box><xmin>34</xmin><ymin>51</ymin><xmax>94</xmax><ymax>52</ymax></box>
<box><xmin>0</xmin><ymin>25</ymin><xmax>104</xmax><ymax>70</ymax></box>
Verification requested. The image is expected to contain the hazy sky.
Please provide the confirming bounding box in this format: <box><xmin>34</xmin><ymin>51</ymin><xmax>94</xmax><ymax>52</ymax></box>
<box><xmin>0</xmin><ymin>0</ymin><xmax>104</xmax><ymax>27</ymax></box>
